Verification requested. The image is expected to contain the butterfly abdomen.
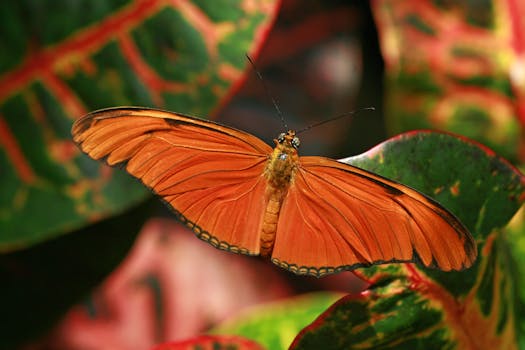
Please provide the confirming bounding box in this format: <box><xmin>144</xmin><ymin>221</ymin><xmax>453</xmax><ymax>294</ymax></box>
<box><xmin>260</xmin><ymin>133</ymin><xmax>300</xmax><ymax>256</ymax></box>
<box><xmin>260</xmin><ymin>189</ymin><xmax>285</xmax><ymax>256</ymax></box>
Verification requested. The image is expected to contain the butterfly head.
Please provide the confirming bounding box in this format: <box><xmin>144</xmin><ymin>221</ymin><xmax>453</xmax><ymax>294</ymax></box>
<box><xmin>276</xmin><ymin>130</ymin><xmax>300</xmax><ymax>149</ymax></box>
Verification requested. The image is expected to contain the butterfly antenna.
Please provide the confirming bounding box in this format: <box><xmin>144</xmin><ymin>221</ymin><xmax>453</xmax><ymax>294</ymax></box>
<box><xmin>296</xmin><ymin>107</ymin><xmax>375</xmax><ymax>135</ymax></box>
<box><xmin>246</xmin><ymin>54</ymin><xmax>288</xmax><ymax>130</ymax></box>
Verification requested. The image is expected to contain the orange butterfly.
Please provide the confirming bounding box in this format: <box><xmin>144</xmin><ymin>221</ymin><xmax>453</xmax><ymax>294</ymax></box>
<box><xmin>72</xmin><ymin>107</ymin><xmax>477</xmax><ymax>277</ymax></box>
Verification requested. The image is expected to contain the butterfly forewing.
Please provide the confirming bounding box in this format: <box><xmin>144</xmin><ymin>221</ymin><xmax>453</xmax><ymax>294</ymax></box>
<box><xmin>72</xmin><ymin>107</ymin><xmax>273</xmax><ymax>255</ymax></box>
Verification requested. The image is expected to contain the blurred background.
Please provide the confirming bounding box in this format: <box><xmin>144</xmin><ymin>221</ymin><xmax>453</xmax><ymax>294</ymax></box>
<box><xmin>0</xmin><ymin>0</ymin><xmax>523</xmax><ymax>349</ymax></box>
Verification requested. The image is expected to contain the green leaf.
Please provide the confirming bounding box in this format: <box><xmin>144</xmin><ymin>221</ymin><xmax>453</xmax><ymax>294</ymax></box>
<box><xmin>211</xmin><ymin>292</ymin><xmax>342</xmax><ymax>350</ymax></box>
<box><xmin>0</xmin><ymin>0</ymin><xmax>279</xmax><ymax>250</ymax></box>
<box><xmin>292</xmin><ymin>130</ymin><xmax>524</xmax><ymax>349</ymax></box>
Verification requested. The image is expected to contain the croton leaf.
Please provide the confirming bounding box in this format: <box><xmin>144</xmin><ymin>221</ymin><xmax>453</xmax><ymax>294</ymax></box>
<box><xmin>151</xmin><ymin>335</ymin><xmax>265</xmax><ymax>350</ymax></box>
<box><xmin>371</xmin><ymin>0</ymin><xmax>525</xmax><ymax>163</ymax></box>
<box><xmin>291</xmin><ymin>130</ymin><xmax>525</xmax><ymax>349</ymax></box>
<box><xmin>0</xmin><ymin>0</ymin><xmax>280</xmax><ymax>251</ymax></box>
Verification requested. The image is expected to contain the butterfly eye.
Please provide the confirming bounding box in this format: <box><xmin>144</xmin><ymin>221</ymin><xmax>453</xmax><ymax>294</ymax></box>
<box><xmin>277</xmin><ymin>133</ymin><xmax>286</xmax><ymax>143</ymax></box>
<box><xmin>292</xmin><ymin>136</ymin><xmax>300</xmax><ymax>149</ymax></box>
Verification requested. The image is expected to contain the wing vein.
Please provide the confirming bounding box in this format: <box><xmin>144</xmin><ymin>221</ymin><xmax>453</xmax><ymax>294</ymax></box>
<box><xmin>152</xmin><ymin>135</ymin><xmax>267</xmax><ymax>157</ymax></box>
<box><xmin>157</xmin><ymin>159</ymin><xmax>267</xmax><ymax>194</ymax></box>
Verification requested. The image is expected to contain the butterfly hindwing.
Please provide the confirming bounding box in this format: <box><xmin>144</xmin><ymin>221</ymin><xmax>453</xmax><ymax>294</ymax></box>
<box><xmin>271</xmin><ymin>156</ymin><xmax>476</xmax><ymax>276</ymax></box>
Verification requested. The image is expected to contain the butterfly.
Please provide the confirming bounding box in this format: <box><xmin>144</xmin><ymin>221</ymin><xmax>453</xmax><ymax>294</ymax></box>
<box><xmin>72</xmin><ymin>107</ymin><xmax>477</xmax><ymax>277</ymax></box>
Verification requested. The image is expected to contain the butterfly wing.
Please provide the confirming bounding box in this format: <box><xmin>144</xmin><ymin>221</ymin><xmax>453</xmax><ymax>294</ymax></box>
<box><xmin>271</xmin><ymin>156</ymin><xmax>477</xmax><ymax>276</ymax></box>
<box><xmin>72</xmin><ymin>107</ymin><xmax>273</xmax><ymax>255</ymax></box>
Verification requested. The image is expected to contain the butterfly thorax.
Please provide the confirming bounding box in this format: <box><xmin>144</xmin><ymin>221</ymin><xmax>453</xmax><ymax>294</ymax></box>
<box><xmin>260</xmin><ymin>131</ymin><xmax>300</xmax><ymax>256</ymax></box>
<box><xmin>265</xmin><ymin>131</ymin><xmax>299</xmax><ymax>188</ymax></box>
